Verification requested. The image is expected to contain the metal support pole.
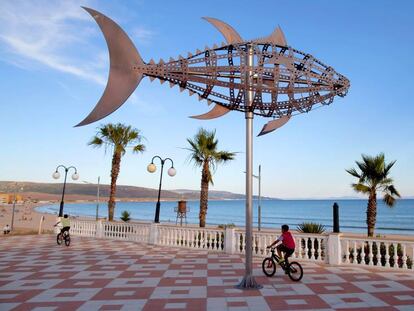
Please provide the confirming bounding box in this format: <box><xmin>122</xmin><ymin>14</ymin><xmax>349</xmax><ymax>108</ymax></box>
<box><xmin>11</xmin><ymin>183</ymin><xmax>17</xmax><ymax>231</ymax></box>
<box><xmin>58</xmin><ymin>169</ymin><xmax>68</xmax><ymax>217</ymax></box>
<box><xmin>54</xmin><ymin>165</ymin><xmax>77</xmax><ymax>217</ymax></box>
<box><xmin>96</xmin><ymin>176</ymin><xmax>100</xmax><ymax>221</ymax></box>
<box><xmin>154</xmin><ymin>161</ymin><xmax>165</xmax><ymax>223</ymax></box>
<box><xmin>258</xmin><ymin>165</ymin><xmax>261</xmax><ymax>231</ymax></box>
<box><xmin>238</xmin><ymin>44</ymin><xmax>261</xmax><ymax>289</ymax></box>
<box><xmin>148</xmin><ymin>156</ymin><xmax>175</xmax><ymax>224</ymax></box>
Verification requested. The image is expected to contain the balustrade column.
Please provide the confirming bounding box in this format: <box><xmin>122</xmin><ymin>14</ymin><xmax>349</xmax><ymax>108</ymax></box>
<box><xmin>385</xmin><ymin>243</ymin><xmax>390</xmax><ymax>268</ymax></box>
<box><xmin>368</xmin><ymin>241</ymin><xmax>374</xmax><ymax>266</ymax></box>
<box><xmin>402</xmin><ymin>244</ymin><xmax>408</xmax><ymax>269</ymax></box>
<box><xmin>327</xmin><ymin>233</ymin><xmax>342</xmax><ymax>265</ymax></box>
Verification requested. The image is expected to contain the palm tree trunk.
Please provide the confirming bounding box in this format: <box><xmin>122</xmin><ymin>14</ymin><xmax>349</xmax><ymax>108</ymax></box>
<box><xmin>108</xmin><ymin>151</ymin><xmax>121</xmax><ymax>221</ymax></box>
<box><xmin>199</xmin><ymin>161</ymin><xmax>209</xmax><ymax>227</ymax></box>
<box><xmin>366</xmin><ymin>190</ymin><xmax>377</xmax><ymax>237</ymax></box>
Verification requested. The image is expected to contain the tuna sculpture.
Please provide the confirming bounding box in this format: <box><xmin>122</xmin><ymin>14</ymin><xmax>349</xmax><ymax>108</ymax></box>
<box><xmin>76</xmin><ymin>7</ymin><xmax>350</xmax><ymax>135</ymax></box>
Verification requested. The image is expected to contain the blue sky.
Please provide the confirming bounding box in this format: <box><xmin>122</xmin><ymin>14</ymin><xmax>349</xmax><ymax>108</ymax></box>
<box><xmin>0</xmin><ymin>0</ymin><xmax>413</xmax><ymax>199</ymax></box>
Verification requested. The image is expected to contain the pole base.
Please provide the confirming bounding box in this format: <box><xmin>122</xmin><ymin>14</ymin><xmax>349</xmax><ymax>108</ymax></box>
<box><xmin>236</xmin><ymin>275</ymin><xmax>262</xmax><ymax>289</ymax></box>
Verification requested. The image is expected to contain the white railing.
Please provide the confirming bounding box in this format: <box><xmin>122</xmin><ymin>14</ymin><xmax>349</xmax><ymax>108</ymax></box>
<box><xmin>102</xmin><ymin>222</ymin><xmax>150</xmax><ymax>243</ymax></box>
<box><xmin>157</xmin><ymin>225</ymin><xmax>225</xmax><ymax>251</ymax></box>
<box><xmin>71</xmin><ymin>220</ymin><xmax>97</xmax><ymax>237</ymax></box>
<box><xmin>341</xmin><ymin>236</ymin><xmax>414</xmax><ymax>270</ymax></box>
<box><xmin>235</xmin><ymin>230</ymin><xmax>328</xmax><ymax>263</ymax></box>
<box><xmin>69</xmin><ymin>220</ymin><xmax>413</xmax><ymax>270</ymax></box>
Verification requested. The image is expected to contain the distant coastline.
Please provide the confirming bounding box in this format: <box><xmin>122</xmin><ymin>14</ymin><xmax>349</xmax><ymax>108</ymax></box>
<box><xmin>0</xmin><ymin>181</ymin><xmax>277</xmax><ymax>202</ymax></box>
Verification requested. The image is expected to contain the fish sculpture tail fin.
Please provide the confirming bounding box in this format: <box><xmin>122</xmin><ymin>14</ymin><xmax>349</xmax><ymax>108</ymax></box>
<box><xmin>75</xmin><ymin>7</ymin><xmax>145</xmax><ymax>127</ymax></box>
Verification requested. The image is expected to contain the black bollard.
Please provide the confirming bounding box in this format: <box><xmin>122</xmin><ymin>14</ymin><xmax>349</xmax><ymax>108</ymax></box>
<box><xmin>333</xmin><ymin>202</ymin><xmax>340</xmax><ymax>233</ymax></box>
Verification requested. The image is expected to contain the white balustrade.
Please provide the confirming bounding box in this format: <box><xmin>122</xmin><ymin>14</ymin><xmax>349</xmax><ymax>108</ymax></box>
<box><xmin>69</xmin><ymin>220</ymin><xmax>413</xmax><ymax>270</ymax></box>
<box><xmin>71</xmin><ymin>220</ymin><xmax>97</xmax><ymax>237</ymax></box>
<box><xmin>234</xmin><ymin>230</ymin><xmax>328</xmax><ymax>263</ymax></box>
<box><xmin>340</xmin><ymin>237</ymin><xmax>413</xmax><ymax>270</ymax></box>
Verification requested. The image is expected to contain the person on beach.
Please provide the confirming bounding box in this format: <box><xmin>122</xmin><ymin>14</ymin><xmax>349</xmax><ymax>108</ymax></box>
<box><xmin>3</xmin><ymin>224</ymin><xmax>10</xmax><ymax>234</ymax></box>
<box><xmin>54</xmin><ymin>214</ymin><xmax>71</xmax><ymax>235</ymax></box>
<box><xmin>267</xmin><ymin>224</ymin><xmax>296</xmax><ymax>263</ymax></box>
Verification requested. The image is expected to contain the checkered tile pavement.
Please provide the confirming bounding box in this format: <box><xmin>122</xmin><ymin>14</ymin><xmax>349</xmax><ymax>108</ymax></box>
<box><xmin>0</xmin><ymin>235</ymin><xmax>413</xmax><ymax>310</ymax></box>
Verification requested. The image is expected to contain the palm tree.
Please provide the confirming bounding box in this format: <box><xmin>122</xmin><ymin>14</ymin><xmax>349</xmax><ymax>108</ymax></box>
<box><xmin>89</xmin><ymin>123</ymin><xmax>145</xmax><ymax>221</ymax></box>
<box><xmin>346</xmin><ymin>153</ymin><xmax>400</xmax><ymax>237</ymax></box>
<box><xmin>186</xmin><ymin>128</ymin><xmax>236</xmax><ymax>227</ymax></box>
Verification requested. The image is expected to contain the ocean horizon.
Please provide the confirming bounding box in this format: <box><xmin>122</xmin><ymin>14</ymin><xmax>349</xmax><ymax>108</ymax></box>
<box><xmin>36</xmin><ymin>199</ymin><xmax>414</xmax><ymax>236</ymax></box>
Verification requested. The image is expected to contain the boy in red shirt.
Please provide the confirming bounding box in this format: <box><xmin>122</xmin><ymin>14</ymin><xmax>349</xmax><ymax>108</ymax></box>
<box><xmin>267</xmin><ymin>224</ymin><xmax>296</xmax><ymax>263</ymax></box>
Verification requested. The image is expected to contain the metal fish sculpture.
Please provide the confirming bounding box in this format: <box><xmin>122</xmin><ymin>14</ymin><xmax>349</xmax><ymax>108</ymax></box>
<box><xmin>77</xmin><ymin>7</ymin><xmax>350</xmax><ymax>136</ymax></box>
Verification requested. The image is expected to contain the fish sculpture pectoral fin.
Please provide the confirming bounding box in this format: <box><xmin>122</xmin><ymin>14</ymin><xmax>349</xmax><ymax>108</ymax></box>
<box><xmin>75</xmin><ymin>7</ymin><xmax>144</xmax><ymax>127</ymax></box>
<box><xmin>258</xmin><ymin>115</ymin><xmax>290</xmax><ymax>136</ymax></box>
<box><xmin>202</xmin><ymin>17</ymin><xmax>243</xmax><ymax>44</ymax></box>
<box><xmin>190</xmin><ymin>104</ymin><xmax>231</xmax><ymax>120</ymax></box>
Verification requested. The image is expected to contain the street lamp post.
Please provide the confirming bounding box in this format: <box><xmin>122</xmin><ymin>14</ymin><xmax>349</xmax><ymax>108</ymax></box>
<box><xmin>11</xmin><ymin>183</ymin><xmax>23</xmax><ymax>231</ymax></box>
<box><xmin>52</xmin><ymin>165</ymin><xmax>79</xmax><ymax>217</ymax></box>
<box><xmin>96</xmin><ymin>176</ymin><xmax>100</xmax><ymax>220</ymax></box>
<box><xmin>83</xmin><ymin>177</ymin><xmax>100</xmax><ymax>220</ymax></box>
<box><xmin>147</xmin><ymin>156</ymin><xmax>176</xmax><ymax>223</ymax></box>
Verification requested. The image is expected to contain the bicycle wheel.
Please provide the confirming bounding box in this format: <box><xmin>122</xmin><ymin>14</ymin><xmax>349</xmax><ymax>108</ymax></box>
<box><xmin>56</xmin><ymin>233</ymin><xmax>62</xmax><ymax>245</ymax></box>
<box><xmin>262</xmin><ymin>258</ymin><xmax>276</xmax><ymax>277</ymax></box>
<box><xmin>287</xmin><ymin>261</ymin><xmax>303</xmax><ymax>281</ymax></box>
<box><xmin>64</xmin><ymin>234</ymin><xmax>70</xmax><ymax>246</ymax></box>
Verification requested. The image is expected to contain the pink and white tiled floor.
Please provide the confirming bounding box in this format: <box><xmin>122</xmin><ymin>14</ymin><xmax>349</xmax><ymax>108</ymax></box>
<box><xmin>0</xmin><ymin>235</ymin><xmax>413</xmax><ymax>310</ymax></box>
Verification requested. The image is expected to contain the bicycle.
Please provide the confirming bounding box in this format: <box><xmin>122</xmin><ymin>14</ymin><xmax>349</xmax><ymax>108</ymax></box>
<box><xmin>56</xmin><ymin>230</ymin><xmax>71</xmax><ymax>246</ymax></box>
<box><xmin>262</xmin><ymin>247</ymin><xmax>303</xmax><ymax>281</ymax></box>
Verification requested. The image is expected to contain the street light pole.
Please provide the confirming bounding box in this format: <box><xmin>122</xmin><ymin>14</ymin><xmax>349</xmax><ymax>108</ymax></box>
<box><xmin>82</xmin><ymin>177</ymin><xmax>100</xmax><ymax>220</ymax></box>
<box><xmin>147</xmin><ymin>156</ymin><xmax>176</xmax><ymax>223</ymax></box>
<box><xmin>11</xmin><ymin>183</ymin><xmax>17</xmax><ymax>231</ymax></box>
<box><xmin>96</xmin><ymin>176</ymin><xmax>100</xmax><ymax>221</ymax></box>
<box><xmin>53</xmin><ymin>165</ymin><xmax>79</xmax><ymax>217</ymax></box>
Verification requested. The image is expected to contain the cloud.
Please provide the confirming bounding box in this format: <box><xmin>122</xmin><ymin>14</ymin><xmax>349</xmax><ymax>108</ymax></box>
<box><xmin>0</xmin><ymin>1</ymin><xmax>152</xmax><ymax>86</ymax></box>
<box><xmin>128</xmin><ymin>93</ymin><xmax>166</xmax><ymax>116</ymax></box>
<box><xmin>131</xmin><ymin>27</ymin><xmax>155</xmax><ymax>44</ymax></box>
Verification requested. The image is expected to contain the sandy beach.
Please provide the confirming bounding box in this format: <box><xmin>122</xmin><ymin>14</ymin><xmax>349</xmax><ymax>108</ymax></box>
<box><xmin>0</xmin><ymin>202</ymin><xmax>58</xmax><ymax>234</ymax></box>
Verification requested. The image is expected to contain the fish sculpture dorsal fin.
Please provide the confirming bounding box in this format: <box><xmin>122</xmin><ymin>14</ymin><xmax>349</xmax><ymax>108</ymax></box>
<box><xmin>202</xmin><ymin>17</ymin><xmax>243</xmax><ymax>44</ymax></box>
<box><xmin>254</xmin><ymin>26</ymin><xmax>287</xmax><ymax>46</ymax></box>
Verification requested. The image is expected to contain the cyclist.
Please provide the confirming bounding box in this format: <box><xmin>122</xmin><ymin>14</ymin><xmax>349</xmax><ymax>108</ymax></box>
<box><xmin>54</xmin><ymin>214</ymin><xmax>71</xmax><ymax>235</ymax></box>
<box><xmin>267</xmin><ymin>224</ymin><xmax>296</xmax><ymax>264</ymax></box>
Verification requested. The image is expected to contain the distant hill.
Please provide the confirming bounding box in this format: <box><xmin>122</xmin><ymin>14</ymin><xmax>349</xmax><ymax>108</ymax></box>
<box><xmin>173</xmin><ymin>189</ymin><xmax>276</xmax><ymax>200</ymax></box>
<box><xmin>0</xmin><ymin>181</ymin><xmax>277</xmax><ymax>202</ymax></box>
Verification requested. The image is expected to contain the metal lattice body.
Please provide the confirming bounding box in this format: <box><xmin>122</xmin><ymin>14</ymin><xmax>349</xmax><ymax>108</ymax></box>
<box><xmin>77</xmin><ymin>7</ymin><xmax>350</xmax><ymax>136</ymax></box>
<box><xmin>141</xmin><ymin>43</ymin><xmax>348</xmax><ymax>117</ymax></box>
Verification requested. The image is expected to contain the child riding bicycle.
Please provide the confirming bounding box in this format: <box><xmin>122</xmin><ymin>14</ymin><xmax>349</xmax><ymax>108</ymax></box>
<box><xmin>54</xmin><ymin>214</ymin><xmax>71</xmax><ymax>235</ymax></box>
<box><xmin>267</xmin><ymin>224</ymin><xmax>295</xmax><ymax>264</ymax></box>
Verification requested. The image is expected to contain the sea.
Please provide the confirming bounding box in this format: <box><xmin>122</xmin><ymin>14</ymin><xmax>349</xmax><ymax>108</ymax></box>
<box><xmin>36</xmin><ymin>199</ymin><xmax>414</xmax><ymax>235</ymax></box>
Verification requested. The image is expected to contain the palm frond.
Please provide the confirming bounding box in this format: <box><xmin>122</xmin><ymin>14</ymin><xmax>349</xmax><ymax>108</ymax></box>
<box><xmin>88</xmin><ymin>136</ymin><xmax>103</xmax><ymax>147</ymax></box>
<box><xmin>383</xmin><ymin>193</ymin><xmax>396</xmax><ymax>207</ymax></box>
<box><xmin>347</xmin><ymin>151</ymin><xmax>401</xmax><ymax>230</ymax></box>
<box><xmin>89</xmin><ymin>122</ymin><xmax>145</xmax><ymax>157</ymax></box>
<box><xmin>132</xmin><ymin>144</ymin><xmax>145</xmax><ymax>153</ymax></box>
<box><xmin>345</xmin><ymin>168</ymin><xmax>361</xmax><ymax>178</ymax></box>
<box><xmin>185</xmin><ymin>128</ymin><xmax>235</xmax><ymax>184</ymax></box>
<box><xmin>351</xmin><ymin>183</ymin><xmax>371</xmax><ymax>193</ymax></box>
<box><xmin>386</xmin><ymin>185</ymin><xmax>401</xmax><ymax>197</ymax></box>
